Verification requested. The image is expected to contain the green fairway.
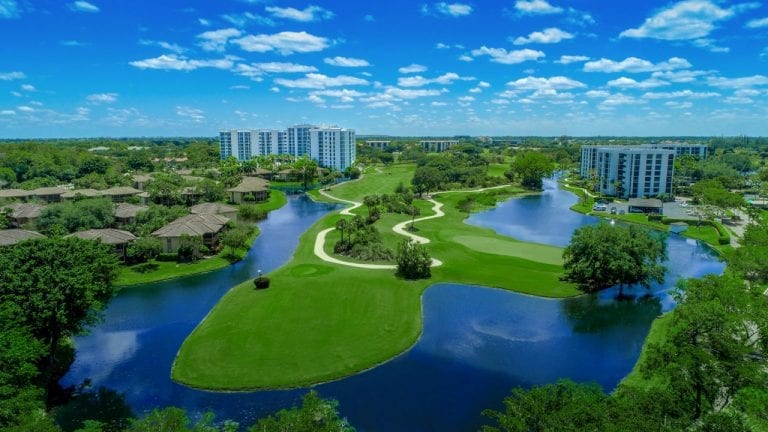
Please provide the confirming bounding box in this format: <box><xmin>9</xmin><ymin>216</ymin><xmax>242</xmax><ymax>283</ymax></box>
<box><xmin>172</xmin><ymin>167</ymin><xmax>579</xmax><ymax>390</ymax></box>
<box><xmin>452</xmin><ymin>235</ymin><xmax>563</xmax><ymax>265</ymax></box>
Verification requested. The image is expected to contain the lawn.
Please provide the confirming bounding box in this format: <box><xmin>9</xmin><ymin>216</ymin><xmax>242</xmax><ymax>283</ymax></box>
<box><xmin>172</xmin><ymin>168</ymin><xmax>579</xmax><ymax>391</ymax></box>
<box><xmin>114</xmin><ymin>190</ymin><xmax>286</xmax><ymax>287</ymax></box>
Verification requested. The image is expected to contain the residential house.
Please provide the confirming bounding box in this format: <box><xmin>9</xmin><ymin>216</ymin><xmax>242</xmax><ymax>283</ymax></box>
<box><xmin>227</xmin><ymin>177</ymin><xmax>270</xmax><ymax>204</ymax></box>
<box><xmin>102</xmin><ymin>186</ymin><xmax>142</xmax><ymax>203</ymax></box>
<box><xmin>1</xmin><ymin>203</ymin><xmax>44</xmax><ymax>228</ymax></box>
<box><xmin>66</xmin><ymin>228</ymin><xmax>137</xmax><ymax>258</ymax></box>
<box><xmin>61</xmin><ymin>189</ymin><xmax>104</xmax><ymax>200</ymax></box>
<box><xmin>32</xmin><ymin>186</ymin><xmax>67</xmax><ymax>203</ymax></box>
<box><xmin>132</xmin><ymin>174</ymin><xmax>152</xmax><ymax>190</ymax></box>
<box><xmin>0</xmin><ymin>229</ymin><xmax>44</xmax><ymax>246</ymax></box>
<box><xmin>0</xmin><ymin>189</ymin><xmax>33</xmax><ymax>201</ymax></box>
<box><xmin>114</xmin><ymin>202</ymin><xmax>148</xmax><ymax>226</ymax></box>
<box><xmin>152</xmin><ymin>213</ymin><xmax>230</xmax><ymax>253</ymax></box>
<box><xmin>190</xmin><ymin>202</ymin><xmax>239</xmax><ymax>221</ymax></box>
<box><xmin>628</xmin><ymin>198</ymin><xmax>664</xmax><ymax>215</ymax></box>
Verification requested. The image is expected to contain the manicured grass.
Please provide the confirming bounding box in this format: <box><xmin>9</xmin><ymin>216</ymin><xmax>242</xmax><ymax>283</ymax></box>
<box><xmin>487</xmin><ymin>163</ymin><xmax>508</xmax><ymax>178</ymax></box>
<box><xmin>114</xmin><ymin>191</ymin><xmax>287</xmax><ymax>287</ymax></box>
<box><xmin>325</xmin><ymin>163</ymin><xmax>415</xmax><ymax>201</ymax></box>
<box><xmin>618</xmin><ymin>313</ymin><xmax>671</xmax><ymax>390</ymax></box>
<box><xmin>172</xmin><ymin>169</ymin><xmax>579</xmax><ymax>391</ymax></box>
<box><xmin>452</xmin><ymin>235</ymin><xmax>563</xmax><ymax>265</ymax></box>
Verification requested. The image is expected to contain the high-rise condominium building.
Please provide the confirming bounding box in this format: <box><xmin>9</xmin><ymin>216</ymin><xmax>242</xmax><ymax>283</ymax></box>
<box><xmin>219</xmin><ymin>124</ymin><xmax>356</xmax><ymax>170</ymax></box>
<box><xmin>420</xmin><ymin>140</ymin><xmax>458</xmax><ymax>152</ymax></box>
<box><xmin>580</xmin><ymin>145</ymin><xmax>675</xmax><ymax>199</ymax></box>
<box><xmin>310</xmin><ymin>127</ymin><xmax>356</xmax><ymax>171</ymax></box>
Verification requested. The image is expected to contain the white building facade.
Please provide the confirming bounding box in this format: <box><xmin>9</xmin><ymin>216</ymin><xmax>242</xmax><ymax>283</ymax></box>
<box><xmin>420</xmin><ymin>140</ymin><xmax>458</xmax><ymax>152</ymax></box>
<box><xmin>580</xmin><ymin>146</ymin><xmax>675</xmax><ymax>199</ymax></box>
<box><xmin>220</xmin><ymin>125</ymin><xmax>356</xmax><ymax>170</ymax></box>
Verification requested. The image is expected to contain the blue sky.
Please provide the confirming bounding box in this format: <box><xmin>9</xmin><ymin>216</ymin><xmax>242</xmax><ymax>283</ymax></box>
<box><xmin>1</xmin><ymin>0</ymin><xmax>768</xmax><ymax>138</ymax></box>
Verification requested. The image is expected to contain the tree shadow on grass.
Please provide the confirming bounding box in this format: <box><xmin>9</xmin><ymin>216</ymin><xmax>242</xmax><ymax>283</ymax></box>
<box><xmin>130</xmin><ymin>262</ymin><xmax>158</xmax><ymax>274</ymax></box>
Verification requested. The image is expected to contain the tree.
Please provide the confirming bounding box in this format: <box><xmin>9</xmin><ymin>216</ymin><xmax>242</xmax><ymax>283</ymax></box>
<box><xmin>335</xmin><ymin>218</ymin><xmax>349</xmax><ymax>245</ymax></box>
<box><xmin>221</xmin><ymin>225</ymin><xmax>252</xmax><ymax>258</ymax></box>
<box><xmin>293</xmin><ymin>156</ymin><xmax>318</xmax><ymax>190</ymax></box>
<box><xmin>146</xmin><ymin>172</ymin><xmax>186</xmax><ymax>206</ymax></box>
<box><xmin>407</xmin><ymin>204</ymin><xmax>421</xmax><ymax>230</ymax></box>
<box><xmin>248</xmin><ymin>390</ymin><xmax>355</xmax><ymax>432</ymax></box>
<box><xmin>396</xmin><ymin>239</ymin><xmax>431</xmax><ymax>279</ymax></box>
<box><xmin>126</xmin><ymin>236</ymin><xmax>162</xmax><ymax>264</ymax></box>
<box><xmin>199</xmin><ymin>178</ymin><xmax>225</xmax><ymax>202</ymax></box>
<box><xmin>481</xmin><ymin>379</ymin><xmax>609</xmax><ymax>432</ymax></box>
<box><xmin>37</xmin><ymin>198</ymin><xmax>115</xmax><ymax>234</ymax></box>
<box><xmin>379</xmin><ymin>152</ymin><xmax>394</xmax><ymax>166</ymax></box>
<box><xmin>219</xmin><ymin>156</ymin><xmax>243</xmax><ymax>189</ymax></box>
<box><xmin>411</xmin><ymin>166</ymin><xmax>444</xmax><ymax>197</ymax></box>
<box><xmin>363</xmin><ymin>194</ymin><xmax>381</xmax><ymax>222</ymax></box>
<box><xmin>177</xmin><ymin>234</ymin><xmax>203</xmax><ymax>262</ymax></box>
<box><xmin>509</xmin><ymin>151</ymin><xmax>554</xmax><ymax>190</ymax></box>
<box><xmin>562</xmin><ymin>223</ymin><xmax>667</xmax><ymax>295</ymax></box>
<box><xmin>0</xmin><ymin>238</ymin><xmax>119</xmax><ymax>387</ymax></box>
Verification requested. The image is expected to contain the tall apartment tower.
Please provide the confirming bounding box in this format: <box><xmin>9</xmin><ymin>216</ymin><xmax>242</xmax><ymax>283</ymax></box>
<box><xmin>310</xmin><ymin>127</ymin><xmax>356</xmax><ymax>171</ymax></box>
<box><xmin>256</xmin><ymin>129</ymin><xmax>288</xmax><ymax>156</ymax></box>
<box><xmin>219</xmin><ymin>130</ymin><xmax>255</xmax><ymax>160</ymax></box>
<box><xmin>580</xmin><ymin>146</ymin><xmax>675</xmax><ymax>199</ymax></box>
<box><xmin>287</xmin><ymin>124</ymin><xmax>315</xmax><ymax>158</ymax></box>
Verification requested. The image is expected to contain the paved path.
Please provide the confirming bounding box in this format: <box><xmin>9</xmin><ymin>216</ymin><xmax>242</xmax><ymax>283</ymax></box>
<box><xmin>313</xmin><ymin>185</ymin><xmax>513</xmax><ymax>269</ymax></box>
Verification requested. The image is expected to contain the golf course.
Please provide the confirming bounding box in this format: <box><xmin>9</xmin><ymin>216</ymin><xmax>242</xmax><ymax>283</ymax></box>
<box><xmin>171</xmin><ymin>163</ymin><xmax>579</xmax><ymax>390</ymax></box>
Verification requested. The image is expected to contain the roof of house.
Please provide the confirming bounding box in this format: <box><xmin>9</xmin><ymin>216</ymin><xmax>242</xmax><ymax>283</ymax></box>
<box><xmin>628</xmin><ymin>198</ymin><xmax>663</xmax><ymax>208</ymax></box>
<box><xmin>190</xmin><ymin>202</ymin><xmax>238</xmax><ymax>215</ymax></box>
<box><xmin>0</xmin><ymin>189</ymin><xmax>33</xmax><ymax>198</ymax></box>
<box><xmin>181</xmin><ymin>186</ymin><xmax>201</xmax><ymax>196</ymax></box>
<box><xmin>61</xmin><ymin>188</ymin><xmax>103</xmax><ymax>199</ymax></box>
<box><xmin>66</xmin><ymin>228</ymin><xmax>137</xmax><ymax>245</ymax></box>
<box><xmin>227</xmin><ymin>177</ymin><xmax>270</xmax><ymax>193</ymax></box>
<box><xmin>32</xmin><ymin>186</ymin><xmax>67</xmax><ymax>196</ymax></box>
<box><xmin>152</xmin><ymin>214</ymin><xmax>230</xmax><ymax>238</ymax></box>
<box><xmin>0</xmin><ymin>229</ymin><xmax>44</xmax><ymax>246</ymax></box>
<box><xmin>102</xmin><ymin>186</ymin><xmax>142</xmax><ymax>196</ymax></box>
<box><xmin>1</xmin><ymin>203</ymin><xmax>44</xmax><ymax>219</ymax></box>
<box><xmin>132</xmin><ymin>174</ymin><xmax>152</xmax><ymax>183</ymax></box>
<box><xmin>114</xmin><ymin>202</ymin><xmax>148</xmax><ymax>219</ymax></box>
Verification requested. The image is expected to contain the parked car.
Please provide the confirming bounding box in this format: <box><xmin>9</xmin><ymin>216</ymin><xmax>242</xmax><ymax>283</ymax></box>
<box><xmin>610</xmin><ymin>207</ymin><xmax>617</xmax><ymax>214</ymax></box>
<box><xmin>592</xmin><ymin>204</ymin><xmax>607</xmax><ymax>211</ymax></box>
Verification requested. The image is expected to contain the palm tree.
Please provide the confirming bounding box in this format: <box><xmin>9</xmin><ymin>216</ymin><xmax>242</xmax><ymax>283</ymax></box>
<box><xmin>335</xmin><ymin>218</ymin><xmax>348</xmax><ymax>244</ymax></box>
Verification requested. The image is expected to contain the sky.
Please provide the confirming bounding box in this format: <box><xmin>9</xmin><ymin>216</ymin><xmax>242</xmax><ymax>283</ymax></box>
<box><xmin>1</xmin><ymin>0</ymin><xmax>768</xmax><ymax>138</ymax></box>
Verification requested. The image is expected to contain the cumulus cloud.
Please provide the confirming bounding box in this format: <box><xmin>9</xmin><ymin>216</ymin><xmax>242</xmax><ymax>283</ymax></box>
<box><xmin>706</xmin><ymin>75</ymin><xmax>768</xmax><ymax>88</ymax></box>
<box><xmin>746</xmin><ymin>17</ymin><xmax>768</xmax><ymax>28</ymax></box>
<box><xmin>506</xmin><ymin>76</ymin><xmax>586</xmax><ymax>91</ymax></box>
<box><xmin>556</xmin><ymin>55</ymin><xmax>589</xmax><ymax>64</ymax></box>
<box><xmin>233</xmin><ymin>62</ymin><xmax>318</xmax><ymax>80</ymax></box>
<box><xmin>0</xmin><ymin>0</ymin><xmax>20</xmax><ymax>18</ymax></box>
<box><xmin>274</xmin><ymin>73</ymin><xmax>369</xmax><ymax>89</ymax></box>
<box><xmin>691</xmin><ymin>38</ymin><xmax>730</xmax><ymax>53</ymax></box>
<box><xmin>86</xmin><ymin>93</ymin><xmax>118</xmax><ymax>104</ymax></box>
<box><xmin>620</xmin><ymin>0</ymin><xmax>757</xmax><ymax>40</ymax></box>
<box><xmin>513</xmin><ymin>28</ymin><xmax>574</xmax><ymax>45</ymax></box>
<box><xmin>471</xmin><ymin>46</ymin><xmax>545</xmax><ymax>64</ymax></box>
<box><xmin>607</xmin><ymin>77</ymin><xmax>669</xmax><ymax>89</ymax></box>
<box><xmin>398</xmin><ymin>72</ymin><xmax>472</xmax><ymax>87</ymax></box>
<box><xmin>140</xmin><ymin>39</ymin><xmax>186</xmax><ymax>54</ymax></box>
<box><xmin>324</xmin><ymin>56</ymin><xmax>370</xmax><ymax>67</ymax></box>
<box><xmin>642</xmin><ymin>90</ymin><xmax>720</xmax><ymax>99</ymax></box>
<box><xmin>129</xmin><ymin>54</ymin><xmax>237</xmax><ymax>71</ymax></box>
<box><xmin>514</xmin><ymin>0</ymin><xmax>563</xmax><ymax>15</ymax></box>
<box><xmin>399</xmin><ymin>64</ymin><xmax>427</xmax><ymax>74</ymax></box>
<box><xmin>0</xmin><ymin>71</ymin><xmax>25</xmax><ymax>80</ymax></box>
<box><xmin>265</xmin><ymin>5</ymin><xmax>334</xmax><ymax>22</ymax></box>
<box><xmin>233</xmin><ymin>31</ymin><xmax>329</xmax><ymax>55</ymax></box>
<box><xmin>68</xmin><ymin>1</ymin><xmax>99</xmax><ymax>13</ymax></box>
<box><xmin>583</xmin><ymin>56</ymin><xmax>691</xmax><ymax>73</ymax></box>
<box><xmin>434</xmin><ymin>2</ymin><xmax>473</xmax><ymax>17</ymax></box>
<box><xmin>221</xmin><ymin>12</ymin><xmax>275</xmax><ymax>27</ymax></box>
<box><xmin>197</xmin><ymin>28</ymin><xmax>242</xmax><ymax>52</ymax></box>
<box><xmin>20</xmin><ymin>84</ymin><xmax>35</xmax><ymax>91</ymax></box>
<box><xmin>176</xmin><ymin>106</ymin><xmax>205</xmax><ymax>122</ymax></box>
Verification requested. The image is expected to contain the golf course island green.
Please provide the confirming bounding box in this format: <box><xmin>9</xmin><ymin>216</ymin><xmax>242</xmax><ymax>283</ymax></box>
<box><xmin>171</xmin><ymin>164</ymin><xmax>580</xmax><ymax>390</ymax></box>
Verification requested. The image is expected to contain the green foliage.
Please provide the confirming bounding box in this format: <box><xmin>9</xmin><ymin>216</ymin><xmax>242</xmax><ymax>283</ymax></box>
<box><xmin>395</xmin><ymin>239</ymin><xmax>431</xmax><ymax>279</ymax></box>
<box><xmin>238</xmin><ymin>205</ymin><xmax>267</xmax><ymax>221</ymax></box>
<box><xmin>248</xmin><ymin>390</ymin><xmax>355</xmax><ymax>432</ymax></box>
<box><xmin>132</xmin><ymin>204</ymin><xmax>188</xmax><ymax>237</ymax></box>
<box><xmin>334</xmin><ymin>216</ymin><xmax>394</xmax><ymax>262</ymax></box>
<box><xmin>177</xmin><ymin>235</ymin><xmax>203</xmax><ymax>263</ymax></box>
<box><xmin>481</xmin><ymin>379</ymin><xmax>609</xmax><ymax>432</ymax></box>
<box><xmin>563</xmin><ymin>223</ymin><xmax>667</xmax><ymax>294</ymax></box>
<box><xmin>219</xmin><ymin>156</ymin><xmax>244</xmax><ymax>189</ymax></box>
<box><xmin>126</xmin><ymin>236</ymin><xmax>162</xmax><ymax>264</ymax></box>
<box><xmin>0</xmin><ymin>237</ymin><xmax>118</xmax><ymax>389</ymax></box>
<box><xmin>221</xmin><ymin>224</ymin><xmax>254</xmax><ymax>258</ymax></box>
<box><xmin>198</xmin><ymin>178</ymin><xmax>225</xmax><ymax>203</ymax></box>
<box><xmin>54</xmin><ymin>387</ymin><xmax>134</xmax><ymax>432</ymax></box>
<box><xmin>411</xmin><ymin>166</ymin><xmax>444</xmax><ymax>196</ymax></box>
<box><xmin>292</xmin><ymin>156</ymin><xmax>319</xmax><ymax>190</ymax></box>
<box><xmin>37</xmin><ymin>198</ymin><xmax>115</xmax><ymax>235</ymax></box>
<box><xmin>509</xmin><ymin>151</ymin><xmax>554</xmax><ymax>190</ymax></box>
<box><xmin>146</xmin><ymin>172</ymin><xmax>186</xmax><ymax>206</ymax></box>
<box><xmin>344</xmin><ymin>165</ymin><xmax>361</xmax><ymax>179</ymax></box>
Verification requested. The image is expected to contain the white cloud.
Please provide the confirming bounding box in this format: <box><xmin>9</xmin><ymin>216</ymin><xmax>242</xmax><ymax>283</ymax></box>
<box><xmin>129</xmin><ymin>54</ymin><xmax>237</xmax><ymax>71</ymax></box>
<box><xmin>310</xmin><ymin>89</ymin><xmax>366</xmax><ymax>103</ymax></box>
<box><xmin>399</xmin><ymin>64</ymin><xmax>427</xmax><ymax>74</ymax></box>
<box><xmin>274</xmin><ymin>73</ymin><xmax>369</xmax><ymax>89</ymax></box>
<box><xmin>382</xmin><ymin>87</ymin><xmax>442</xmax><ymax>99</ymax></box>
<box><xmin>434</xmin><ymin>2</ymin><xmax>473</xmax><ymax>17</ymax></box>
<box><xmin>234</xmin><ymin>62</ymin><xmax>318</xmax><ymax>80</ymax></box>
<box><xmin>198</xmin><ymin>18</ymin><xmax>211</xmax><ymax>26</ymax></box>
<box><xmin>458</xmin><ymin>55</ymin><xmax>473</xmax><ymax>62</ymax></box>
<box><xmin>458</xmin><ymin>95</ymin><xmax>475</xmax><ymax>102</ymax></box>
<box><xmin>514</xmin><ymin>0</ymin><xmax>563</xmax><ymax>15</ymax></box>
<box><xmin>491</xmin><ymin>99</ymin><xmax>510</xmax><ymax>105</ymax></box>
<box><xmin>364</xmin><ymin>14</ymin><xmax>375</xmax><ymax>22</ymax></box>
<box><xmin>233</xmin><ymin>31</ymin><xmax>329</xmax><ymax>55</ymax></box>
<box><xmin>86</xmin><ymin>92</ymin><xmax>118</xmax><ymax>104</ymax></box>
<box><xmin>478</xmin><ymin>81</ymin><xmax>491</xmax><ymax>88</ymax></box>
<box><xmin>651</xmin><ymin>69</ymin><xmax>709</xmax><ymax>83</ymax></box>
<box><xmin>436</xmin><ymin>42</ymin><xmax>451</xmax><ymax>49</ymax></box>
<box><xmin>692</xmin><ymin>38</ymin><xmax>730</xmax><ymax>53</ymax></box>
<box><xmin>469</xmin><ymin>87</ymin><xmax>482</xmax><ymax>93</ymax></box>
<box><xmin>324</xmin><ymin>56</ymin><xmax>370</xmax><ymax>67</ymax></box>
<box><xmin>20</xmin><ymin>84</ymin><xmax>35</xmax><ymax>92</ymax></box>
<box><xmin>585</xmin><ymin>90</ymin><xmax>610</xmax><ymax>98</ymax></box>
<box><xmin>17</xmin><ymin>105</ymin><xmax>35</xmax><ymax>112</ymax></box>
<box><xmin>471</xmin><ymin>46</ymin><xmax>545</xmax><ymax>64</ymax></box>
<box><xmin>707</xmin><ymin>75</ymin><xmax>768</xmax><ymax>88</ymax></box>
<box><xmin>197</xmin><ymin>28</ymin><xmax>242</xmax><ymax>52</ymax></box>
<box><xmin>0</xmin><ymin>0</ymin><xmax>20</xmax><ymax>19</ymax></box>
<box><xmin>221</xmin><ymin>12</ymin><xmax>275</xmax><ymax>27</ymax></box>
<box><xmin>68</xmin><ymin>1</ymin><xmax>99</xmax><ymax>13</ymax></box>
<box><xmin>619</xmin><ymin>0</ymin><xmax>757</xmax><ymax>40</ymax></box>
<box><xmin>230</xmin><ymin>85</ymin><xmax>250</xmax><ymax>90</ymax></box>
<box><xmin>607</xmin><ymin>77</ymin><xmax>669</xmax><ymax>89</ymax></box>
<box><xmin>398</xmin><ymin>72</ymin><xmax>472</xmax><ymax>87</ymax></box>
<box><xmin>583</xmin><ymin>56</ymin><xmax>691</xmax><ymax>73</ymax></box>
<box><xmin>506</xmin><ymin>76</ymin><xmax>586</xmax><ymax>91</ymax></box>
<box><xmin>642</xmin><ymin>90</ymin><xmax>720</xmax><ymax>99</ymax></box>
<box><xmin>555</xmin><ymin>55</ymin><xmax>590</xmax><ymax>64</ymax></box>
<box><xmin>0</xmin><ymin>71</ymin><xmax>25</xmax><ymax>80</ymax></box>
<box><xmin>0</xmin><ymin>110</ymin><xmax>15</xmax><ymax>115</ymax></box>
<box><xmin>176</xmin><ymin>106</ymin><xmax>205</xmax><ymax>122</ymax></box>
<box><xmin>513</xmin><ymin>27</ymin><xmax>574</xmax><ymax>45</ymax></box>
<box><xmin>431</xmin><ymin>101</ymin><xmax>448</xmax><ymax>106</ymax></box>
<box><xmin>746</xmin><ymin>17</ymin><xmax>768</xmax><ymax>28</ymax></box>
<box><xmin>265</xmin><ymin>5</ymin><xmax>334</xmax><ymax>22</ymax></box>
<box><xmin>600</xmin><ymin>93</ymin><xmax>644</xmax><ymax>107</ymax></box>
<box><xmin>140</xmin><ymin>39</ymin><xmax>186</xmax><ymax>54</ymax></box>
<box><xmin>665</xmin><ymin>101</ymin><xmax>693</xmax><ymax>109</ymax></box>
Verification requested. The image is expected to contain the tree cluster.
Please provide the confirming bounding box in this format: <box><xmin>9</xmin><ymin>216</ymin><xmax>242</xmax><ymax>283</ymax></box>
<box><xmin>334</xmin><ymin>216</ymin><xmax>394</xmax><ymax>262</ymax></box>
<box><xmin>395</xmin><ymin>239</ymin><xmax>432</xmax><ymax>279</ymax></box>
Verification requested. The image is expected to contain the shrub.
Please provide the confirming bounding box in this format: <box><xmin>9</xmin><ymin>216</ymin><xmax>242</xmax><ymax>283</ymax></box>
<box><xmin>254</xmin><ymin>276</ymin><xmax>270</xmax><ymax>289</ymax></box>
<box><xmin>396</xmin><ymin>239</ymin><xmax>432</xmax><ymax>280</ymax></box>
<box><xmin>718</xmin><ymin>236</ymin><xmax>731</xmax><ymax>245</ymax></box>
<box><xmin>156</xmin><ymin>253</ymin><xmax>177</xmax><ymax>262</ymax></box>
<box><xmin>647</xmin><ymin>214</ymin><xmax>663</xmax><ymax>222</ymax></box>
<box><xmin>239</xmin><ymin>205</ymin><xmax>267</xmax><ymax>221</ymax></box>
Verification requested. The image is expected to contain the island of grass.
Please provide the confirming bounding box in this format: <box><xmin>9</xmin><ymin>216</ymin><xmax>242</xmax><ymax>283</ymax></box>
<box><xmin>172</xmin><ymin>164</ymin><xmax>580</xmax><ymax>391</ymax></box>
<box><xmin>114</xmin><ymin>190</ymin><xmax>287</xmax><ymax>286</ymax></box>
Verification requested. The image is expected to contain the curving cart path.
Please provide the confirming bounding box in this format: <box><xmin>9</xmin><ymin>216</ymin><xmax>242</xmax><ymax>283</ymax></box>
<box><xmin>314</xmin><ymin>184</ymin><xmax>511</xmax><ymax>270</ymax></box>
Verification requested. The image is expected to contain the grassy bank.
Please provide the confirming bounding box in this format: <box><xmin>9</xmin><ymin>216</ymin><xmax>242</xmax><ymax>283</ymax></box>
<box><xmin>114</xmin><ymin>191</ymin><xmax>287</xmax><ymax>287</ymax></box>
<box><xmin>172</xmin><ymin>169</ymin><xmax>578</xmax><ymax>391</ymax></box>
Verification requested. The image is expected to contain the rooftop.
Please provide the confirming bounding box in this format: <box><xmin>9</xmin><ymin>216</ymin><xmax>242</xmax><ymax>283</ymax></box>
<box><xmin>67</xmin><ymin>228</ymin><xmax>137</xmax><ymax>245</ymax></box>
<box><xmin>152</xmin><ymin>214</ymin><xmax>230</xmax><ymax>238</ymax></box>
<box><xmin>0</xmin><ymin>229</ymin><xmax>44</xmax><ymax>246</ymax></box>
<box><xmin>190</xmin><ymin>202</ymin><xmax>238</xmax><ymax>215</ymax></box>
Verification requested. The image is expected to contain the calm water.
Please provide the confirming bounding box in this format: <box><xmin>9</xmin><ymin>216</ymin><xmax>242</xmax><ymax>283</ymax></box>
<box><xmin>61</xmin><ymin>183</ymin><xmax>724</xmax><ymax>431</ymax></box>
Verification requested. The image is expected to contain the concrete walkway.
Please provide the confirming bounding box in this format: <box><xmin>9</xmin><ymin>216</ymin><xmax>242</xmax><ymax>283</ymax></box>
<box><xmin>312</xmin><ymin>184</ymin><xmax>513</xmax><ymax>269</ymax></box>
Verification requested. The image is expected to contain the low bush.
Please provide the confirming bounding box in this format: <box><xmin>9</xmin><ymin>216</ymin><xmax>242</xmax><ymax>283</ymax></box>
<box><xmin>718</xmin><ymin>236</ymin><xmax>731</xmax><ymax>245</ymax></box>
<box><xmin>254</xmin><ymin>276</ymin><xmax>270</xmax><ymax>289</ymax></box>
<box><xmin>156</xmin><ymin>253</ymin><xmax>177</xmax><ymax>262</ymax></box>
<box><xmin>239</xmin><ymin>205</ymin><xmax>267</xmax><ymax>221</ymax></box>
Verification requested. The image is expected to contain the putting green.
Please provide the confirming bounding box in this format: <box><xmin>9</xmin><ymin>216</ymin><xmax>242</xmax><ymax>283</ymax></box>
<box><xmin>452</xmin><ymin>235</ymin><xmax>563</xmax><ymax>266</ymax></box>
